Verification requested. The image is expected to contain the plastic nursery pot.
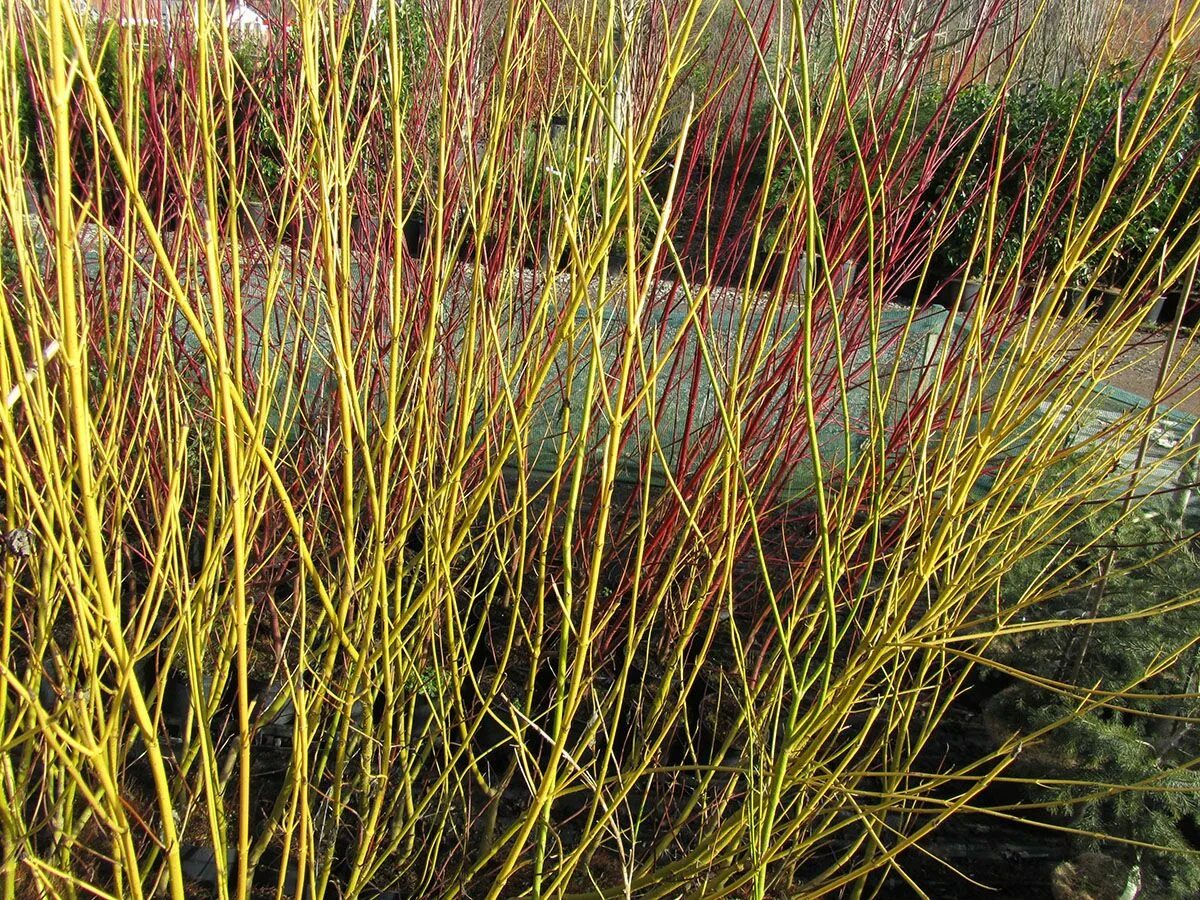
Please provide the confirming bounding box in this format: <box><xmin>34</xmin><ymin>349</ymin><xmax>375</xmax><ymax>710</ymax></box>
<box><xmin>761</xmin><ymin>251</ymin><xmax>808</xmax><ymax>296</ymax></box>
<box><xmin>239</xmin><ymin>199</ymin><xmax>270</xmax><ymax>237</ymax></box>
<box><xmin>831</xmin><ymin>260</ymin><xmax>857</xmax><ymax>298</ymax></box>
<box><xmin>933</xmin><ymin>277</ymin><xmax>983</xmax><ymax>312</ymax></box>
<box><xmin>251</xmin><ymin>194</ymin><xmax>318</xmax><ymax>246</ymax></box>
<box><xmin>769</xmin><ymin>255</ymin><xmax>860</xmax><ymax>299</ymax></box>
<box><xmin>350</xmin><ymin>213</ymin><xmax>386</xmax><ymax>251</ymax></box>
<box><xmin>1140</xmin><ymin>292</ymin><xmax>1166</xmax><ymax>328</ymax></box>
<box><xmin>1059</xmin><ymin>284</ymin><xmax>1123</xmax><ymax>320</ymax></box>
<box><xmin>1030</xmin><ymin>283</ymin><xmax>1085</xmax><ymax>320</ymax></box>
<box><xmin>1082</xmin><ymin>285</ymin><xmax>1125</xmax><ymax>321</ymax></box>
<box><xmin>1155</xmin><ymin>288</ymin><xmax>1200</xmax><ymax>330</ymax></box>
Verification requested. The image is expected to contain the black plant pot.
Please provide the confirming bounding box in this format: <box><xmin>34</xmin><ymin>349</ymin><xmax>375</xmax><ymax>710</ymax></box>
<box><xmin>1156</xmin><ymin>288</ymin><xmax>1200</xmax><ymax>329</ymax></box>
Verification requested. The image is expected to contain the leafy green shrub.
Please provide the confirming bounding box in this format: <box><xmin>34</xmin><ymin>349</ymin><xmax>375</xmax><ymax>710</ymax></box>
<box><xmin>16</xmin><ymin>16</ymin><xmax>180</xmax><ymax>218</ymax></box>
<box><xmin>986</xmin><ymin>509</ymin><xmax>1200</xmax><ymax>895</ymax></box>
<box><xmin>1</xmin><ymin>229</ymin><xmax>17</xmax><ymax>290</ymax></box>
<box><xmin>15</xmin><ymin>6</ymin><xmax>427</xmax><ymax>224</ymax></box>
<box><xmin>242</xmin><ymin>2</ymin><xmax>425</xmax><ymax>203</ymax></box>
<box><xmin>924</xmin><ymin>65</ymin><xmax>1200</xmax><ymax>290</ymax></box>
<box><xmin>639</xmin><ymin>54</ymin><xmax>1200</xmax><ymax>298</ymax></box>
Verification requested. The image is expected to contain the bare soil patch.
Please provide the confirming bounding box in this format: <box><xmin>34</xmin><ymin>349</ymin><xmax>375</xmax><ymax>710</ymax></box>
<box><xmin>1069</xmin><ymin>321</ymin><xmax>1200</xmax><ymax>417</ymax></box>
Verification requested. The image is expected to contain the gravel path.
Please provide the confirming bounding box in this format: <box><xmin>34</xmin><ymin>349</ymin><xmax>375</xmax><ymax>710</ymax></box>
<box><xmin>1068</xmin><ymin>321</ymin><xmax>1200</xmax><ymax>417</ymax></box>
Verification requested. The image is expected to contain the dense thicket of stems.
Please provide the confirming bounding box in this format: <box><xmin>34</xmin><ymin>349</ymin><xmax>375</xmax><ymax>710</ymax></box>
<box><xmin>1</xmin><ymin>0</ymin><xmax>1199</xmax><ymax>896</ymax></box>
